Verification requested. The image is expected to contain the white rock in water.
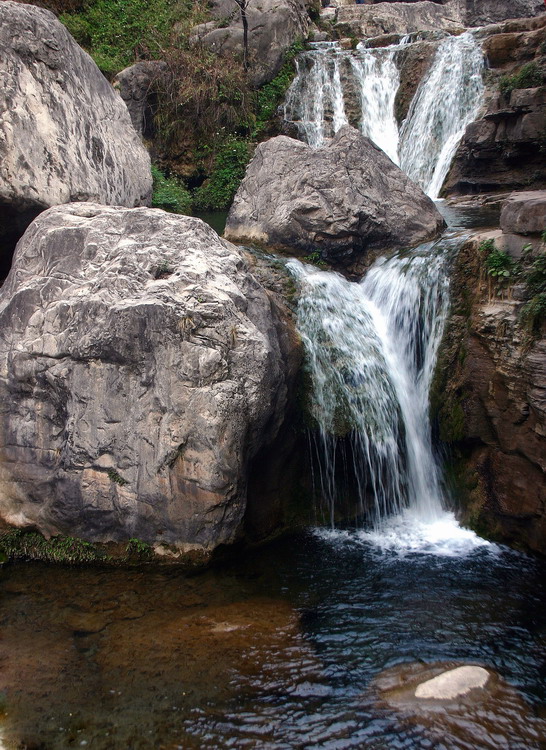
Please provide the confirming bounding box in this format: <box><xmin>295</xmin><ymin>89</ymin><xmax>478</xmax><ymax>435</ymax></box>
<box><xmin>415</xmin><ymin>666</ymin><xmax>490</xmax><ymax>700</ymax></box>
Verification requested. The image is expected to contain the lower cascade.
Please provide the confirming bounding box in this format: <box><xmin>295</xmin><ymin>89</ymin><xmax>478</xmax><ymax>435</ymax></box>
<box><xmin>290</xmin><ymin>237</ymin><xmax>489</xmax><ymax>554</ymax></box>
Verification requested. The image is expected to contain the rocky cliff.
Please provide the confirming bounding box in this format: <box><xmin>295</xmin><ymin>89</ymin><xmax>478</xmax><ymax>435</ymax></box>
<box><xmin>433</xmin><ymin>193</ymin><xmax>546</xmax><ymax>554</ymax></box>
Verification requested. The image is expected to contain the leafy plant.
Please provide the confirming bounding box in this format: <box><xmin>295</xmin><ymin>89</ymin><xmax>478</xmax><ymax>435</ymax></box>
<box><xmin>520</xmin><ymin>292</ymin><xmax>546</xmax><ymax>335</ymax></box>
<box><xmin>193</xmin><ymin>136</ymin><xmax>251</xmax><ymax>210</ymax></box>
<box><xmin>303</xmin><ymin>250</ymin><xmax>327</xmax><ymax>268</ymax></box>
<box><xmin>499</xmin><ymin>62</ymin><xmax>544</xmax><ymax>96</ymax></box>
<box><xmin>479</xmin><ymin>239</ymin><xmax>519</xmax><ymax>296</ymax></box>
<box><xmin>0</xmin><ymin>529</ymin><xmax>105</xmax><ymax>564</ymax></box>
<box><xmin>125</xmin><ymin>537</ymin><xmax>153</xmax><ymax>560</ymax></box>
<box><xmin>151</xmin><ymin>165</ymin><xmax>192</xmax><ymax>214</ymax></box>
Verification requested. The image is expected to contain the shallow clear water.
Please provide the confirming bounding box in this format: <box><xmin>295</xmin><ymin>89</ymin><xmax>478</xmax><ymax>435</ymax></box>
<box><xmin>1</xmin><ymin>528</ymin><xmax>545</xmax><ymax>749</ymax></box>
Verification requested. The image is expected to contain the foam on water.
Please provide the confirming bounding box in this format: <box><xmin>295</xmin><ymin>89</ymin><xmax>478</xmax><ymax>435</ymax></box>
<box><xmin>314</xmin><ymin>511</ymin><xmax>495</xmax><ymax>558</ymax></box>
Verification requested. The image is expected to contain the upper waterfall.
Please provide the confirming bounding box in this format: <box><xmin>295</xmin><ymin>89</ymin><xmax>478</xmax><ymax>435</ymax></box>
<box><xmin>284</xmin><ymin>32</ymin><xmax>484</xmax><ymax>198</ymax></box>
<box><xmin>399</xmin><ymin>32</ymin><xmax>485</xmax><ymax>197</ymax></box>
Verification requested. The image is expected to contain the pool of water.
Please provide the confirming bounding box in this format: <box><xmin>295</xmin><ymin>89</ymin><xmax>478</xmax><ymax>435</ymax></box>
<box><xmin>1</xmin><ymin>516</ymin><xmax>545</xmax><ymax>749</ymax></box>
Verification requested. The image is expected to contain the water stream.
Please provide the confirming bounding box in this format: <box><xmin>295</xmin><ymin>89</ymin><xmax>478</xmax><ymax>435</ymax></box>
<box><xmin>284</xmin><ymin>32</ymin><xmax>484</xmax><ymax>197</ymax></box>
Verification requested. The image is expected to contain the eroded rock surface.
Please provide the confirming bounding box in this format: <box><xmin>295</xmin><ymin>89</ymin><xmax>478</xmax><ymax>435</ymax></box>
<box><xmin>334</xmin><ymin>2</ymin><xmax>464</xmax><ymax>38</ymax></box>
<box><xmin>225</xmin><ymin>127</ymin><xmax>445</xmax><ymax>275</ymax></box>
<box><xmin>0</xmin><ymin>205</ymin><xmax>300</xmax><ymax>550</ymax></box>
<box><xmin>0</xmin><ymin>1</ymin><xmax>152</xmax><ymax>271</ymax></box>
<box><xmin>433</xmin><ymin>204</ymin><xmax>546</xmax><ymax>553</ymax></box>
<box><xmin>192</xmin><ymin>0</ymin><xmax>311</xmax><ymax>87</ymax></box>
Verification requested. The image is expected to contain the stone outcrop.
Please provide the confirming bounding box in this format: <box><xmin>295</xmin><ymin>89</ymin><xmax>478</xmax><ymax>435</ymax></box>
<box><xmin>433</xmin><ymin>195</ymin><xmax>546</xmax><ymax>553</ymax></box>
<box><xmin>444</xmin><ymin>17</ymin><xmax>546</xmax><ymax>196</ymax></box>
<box><xmin>0</xmin><ymin>204</ymin><xmax>300</xmax><ymax>552</ymax></box>
<box><xmin>334</xmin><ymin>2</ymin><xmax>464</xmax><ymax>38</ymax></box>
<box><xmin>225</xmin><ymin>127</ymin><xmax>445</xmax><ymax>276</ymax></box>
<box><xmin>191</xmin><ymin>0</ymin><xmax>311</xmax><ymax>87</ymax></box>
<box><xmin>0</xmin><ymin>1</ymin><xmax>152</xmax><ymax>274</ymax></box>
<box><xmin>464</xmin><ymin>0</ymin><xmax>545</xmax><ymax>26</ymax></box>
<box><xmin>113</xmin><ymin>61</ymin><xmax>167</xmax><ymax>138</ymax></box>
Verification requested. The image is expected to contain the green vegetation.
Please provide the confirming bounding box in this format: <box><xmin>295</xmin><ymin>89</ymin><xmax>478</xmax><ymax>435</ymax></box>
<box><xmin>193</xmin><ymin>137</ymin><xmax>252</xmax><ymax>210</ymax></box>
<box><xmin>60</xmin><ymin>0</ymin><xmax>206</xmax><ymax>76</ymax></box>
<box><xmin>499</xmin><ymin>62</ymin><xmax>544</xmax><ymax>96</ymax></box>
<box><xmin>151</xmin><ymin>165</ymin><xmax>192</xmax><ymax>214</ymax></box>
<box><xmin>107</xmin><ymin>468</ymin><xmax>128</xmax><ymax>486</ymax></box>
<box><xmin>0</xmin><ymin>529</ymin><xmax>106</xmax><ymax>564</ymax></box>
<box><xmin>302</xmin><ymin>250</ymin><xmax>328</xmax><ymax>269</ymax></box>
<box><xmin>254</xmin><ymin>40</ymin><xmax>305</xmax><ymax>135</ymax></box>
<box><xmin>125</xmin><ymin>537</ymin><xmax>153</xmax><ymax>561</ymax></box>
<box><xmin>519</xmin><ymin>251</ymin><xmax>546</xmax><ymax>336</ymax></box>
<box><xmin>479</xmin><ymin>239</ymin><xmax>519</xmax><ymax>295</ymax></box>
<box><xmin>58</xmin><ymin>0</ymin><xmax>308</xmax><ymax>212</ymax></box>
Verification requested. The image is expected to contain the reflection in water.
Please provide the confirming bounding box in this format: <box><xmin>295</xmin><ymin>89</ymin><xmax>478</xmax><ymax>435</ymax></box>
<box><xmin>1</xmin><ymin>534</ymin><xmax>545</xmax><ymax>749</ymax></box>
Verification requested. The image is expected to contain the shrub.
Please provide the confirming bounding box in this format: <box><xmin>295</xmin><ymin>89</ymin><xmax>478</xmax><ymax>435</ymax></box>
<box><xmin>193</xmin><ymin>137</ymin><xmax>252</xmax><ymax>210</ymax></box>
<box><xmin>151</xmin><ymin>165</ymin><xmax>192</xmax><ymax>214</ymax></box>
<box><xmin>499</xmin><ymin>62</ymin><xmax>544</xmax><ymax>96</ymax></box>
<box><xmin>254</xmin><ymin>40</ymin><xmax>305</xmax><ymax>136</ymax></box>
<box><xmin>520</xmin><ymin>292</ymin><xmax>546</xmax><ymax>335</ymax></box>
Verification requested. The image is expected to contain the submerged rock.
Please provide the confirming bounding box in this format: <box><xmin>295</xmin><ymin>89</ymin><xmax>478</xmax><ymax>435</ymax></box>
<box><xmin>0</xmin><ymin>205</ymin><xmax>299</xmax><ymax>551</ymax></box>
<box><xmin>0</xmin><ymin>1</ymin><xmax>152</xmax><ymax>269</ymax></box>
<box><xmin>225</xmin><ymin>127</ymin><xmax>445</xmax><ymax>275</ymax></box>
<box><xmin>414</xmin><ymin>666</ymin><xmax>490</xmax><ymax>699</ymax></box>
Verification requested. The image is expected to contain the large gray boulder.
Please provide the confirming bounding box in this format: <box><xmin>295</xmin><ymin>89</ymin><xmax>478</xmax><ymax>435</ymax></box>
<box><xmin>0</xmin><ymin>2</ymin><xmax>152</xmax><ymax>255</ymax></box>
<box><xmin>225</xmin><ymin>127</ymin><xmax>446</xmax><ymax>275</ymax></box>
<box><xmin>192</xmin><ymin>0</ymin><xmax>310</xmax><ymax>87</ymax></box>
<box><xmin>0</xmin><ymin>204</ymin><xmax>299</xmax><ymax>552</ymax></box>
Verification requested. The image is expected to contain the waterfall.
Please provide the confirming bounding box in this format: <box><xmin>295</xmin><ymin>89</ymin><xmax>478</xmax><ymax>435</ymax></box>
<box><xmin>289</xmin><ymin>237</ymin><xmax>453</xmax><ymax>529</ymax></box>
<box><xmin>284</xmin><ymin>33</ymin><xmax>484</xmax><ymax>198</ymax></box>
<box><xmin>284</xmin><ymin>41</ymin><xmax>400</xmax><ymax>160</ymax></box>
<box><xmin>399</xmin><ymin>31</ymin><xmax>485</xmax><ymax>198</ymax></box>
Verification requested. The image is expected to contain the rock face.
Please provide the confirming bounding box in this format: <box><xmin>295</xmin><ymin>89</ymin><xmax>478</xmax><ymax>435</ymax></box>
<box><xmin>192</xmin><ymin>0</ymin><xmax>311</xmax><ymax>87</ymax></box>
<box><xmin>113</xmin><ymin>61</ymin><xmax>167</xmax><ymax>138</ymax></box>
<box><xmin>464</xmin><ymin>0</ymin><xmax>545</xmax><ymax>26</ymax></box>
<box><xmin>334</xmin><ymin>2</ymin><xmax>464</xmax><ymax>38</ymax></box>
<box><xmin>445</xmin><ymin>17</ymin><xmax>546</xmax><ymax>195</ymax></box>
<box><xmin>0</xmin><ymin>2</ymin><xmax>152</xmax><ymax>273</ymax></box>
<box><xmin>225</xmin><ymin>127</ymin><xmax>445</xmax><ymax>275</ymax></box>
<box><xmin>0</xmin><ymin>204</ymin><xmax>300</xmax><ymax>551</ymax></box>
<box><xmin>433</xmin><ymin>202</ymin><xmax>546</xmax><ymax>554</ymax></box>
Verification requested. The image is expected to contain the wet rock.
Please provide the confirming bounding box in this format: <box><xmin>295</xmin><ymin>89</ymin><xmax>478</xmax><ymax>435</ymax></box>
<box><xmin>113</xmin><ymin>61</ymin><xmax>167</xmax><ymax>138</ymax></box>
<box><xmin>191</xmin><ymin>0</ymin><xmax>310</xmax><ymax>87</ymax></box>
<box><xmin>224</xmin><ymin>127</ymin><xmax>445</xmax><ymax>276</ymax></box>
<box><xmin>0</xmin><ymin>204</ymin><xmax>300</xmax><ymax>550</ymax></box>
<box><xmin>0</xmin><ymin>2</ymin><xmax>152</xmax><ymax>253</ymax></box>
<box><xmin>395</xmin><ymin>40</ymin><xmax>437</xmax><ymax>124</ymax></box>
<box><xmin>432</xmin><ymin>231</ymin><xmax>546</xmax><ymax>554</ymax></box>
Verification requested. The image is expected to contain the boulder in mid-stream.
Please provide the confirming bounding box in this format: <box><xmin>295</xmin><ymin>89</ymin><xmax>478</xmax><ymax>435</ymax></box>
<box><xmin>224</xmin><ymin>127</ymin><xmax>446</xmax><ymax>275</ymax></box>
<box><xmin>0</xmin><ymin>1</ymin><xmax>152</xmax><ymax>270</ymax></box>
<box><xmin>0</xmin><ymin>204</ymin><xmax>300</xmax><ymax>553</ymax></box>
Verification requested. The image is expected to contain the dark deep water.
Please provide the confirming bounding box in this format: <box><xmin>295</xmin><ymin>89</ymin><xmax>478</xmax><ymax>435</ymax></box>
<box><xmin>1</xmin><ymin>533</ymin><xmax>545</xmax><ymax>749</ymax></box>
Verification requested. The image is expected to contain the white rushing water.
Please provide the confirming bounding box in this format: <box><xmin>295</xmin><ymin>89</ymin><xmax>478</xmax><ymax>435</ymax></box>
<box><xmin>284</xmin><ymin>32</ymin><xmax>484</xmax><ymax>198</ymax></box>
<box><xmin>289</xmin><ymin>239</ymin><xmax>453</xmax><ymax>529</ymax></box>
<box><xmin>399</xmin><ymin>31</ymin><xmax>485</xmax><ymax>197</ymax></box>
<box><xmin>284</xmin><ymin>41</ymin><xmax>400</xmax><ymax>160</ymax></box>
